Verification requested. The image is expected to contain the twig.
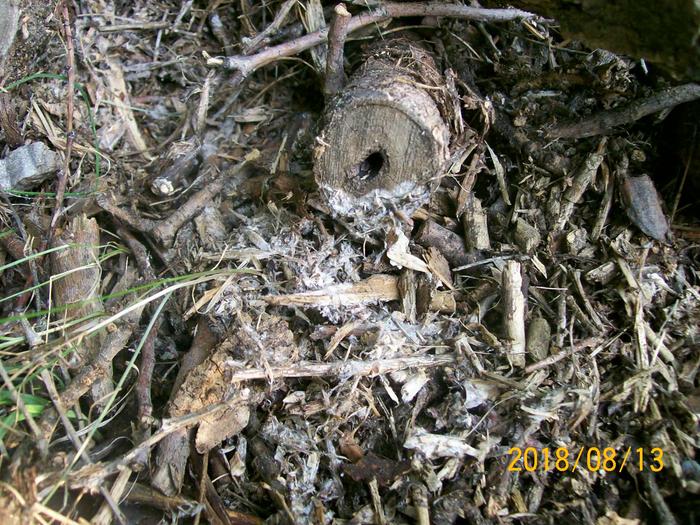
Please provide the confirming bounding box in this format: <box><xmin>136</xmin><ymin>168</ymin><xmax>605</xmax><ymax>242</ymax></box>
<box><xmin>195</xmin><ymin>72</ymin><xmax>214</xmax><ymax>135</ymax></box>
<box><xmin>37</xmin><ymin>316</ymin><xmax>139</xmax><ymax>444</ymax></box>
<box><xmin>173</xmin><ymin>0</ymin><xmax>194</xmax><ymax>28</ymax></box>
<box><xmin>324</xmin><ymin>3</ymin><xmax>351</xmax><ymax>96</ymax></box>
<box><xmin>368</xmin><ymin>478</ymin><xmax>386</xmax><ymax>525</ymax></box>
<box><xmin>40</xmin><ymin>370</ymin><xmax>89</xmax><ymax>462</ymax></box>
<box><xmin>92</xmin><ymin>469</ymin><xmax>131</xmax><ymax>525</ymax></box>
<box><xmin>56</xmin><ymin>353</ymin><xmax>455</xmax><ymax>494</ymax></box>
<box><xmin>192</xmin><ymin>450</ymin><xmax>209</xmax><ymax>525</ymax></box>
<box><xmin>121</xmin><ymin>483</ymin><xmax>201</xmax><ymax>513</ymax></box>
<box><xmin>136</xmin><ymin>318</ymin><xmax>160</xmax><ymax>425</ymax></box>
<box><xmin>149</xmin><ymin>162</ymin><xmax>232</xmax><ymax>246</ymax></box>
<box><xmin>98</xmin><ymin>151</ymin><xmax>260</xmax><ymax>247</ymax></box>
<box><xmin>243</xmin><ymin>0</ymin><xmax>298</xmax><ymax>54</ymax></box>
<box><xmin>115</xmin><ymin>225</ymin><xmax>159</xmax><ymax>426</ymax></box>
<box><xmin>412</xmin><ymin>484</ymin><xmax>430</xmax><ymax>525</ymax></box>
<box><xmin>208</xmin><ymin>3</ymin><xmax>539</xmax><ymax>78</ymax></box>
<box><xmin>549</xmin><ymin>83</ymin><xmax>700</xmax><ymax>139</ymax></box>
<box><xmin>640</xmin><ymin>471</ymin><xmax>678</xmax><ymax>525</ymax></box>
<box><xmin>208</xmin><ymin>11</ymin><xmax>234</xmax><ymax>55</ymax></box>
<box><xmin>524</xmin><ymin>337</ymin><xmax>602</xmax><ymax>374</ymax></box>
<box><xmin>50</xmin><ymin>0</ymin><xmax>76</xmax><ymax>235</ymax></box>
<box><xmin>224</xmin><ymin>353</ymin><xmax>456</xmax><ymax>383</ymax></box>
<box><xmin>97</xmin><ymin>21</ymin><xmax>170</xmax><ymax>32</ymax></box>
<box><xmin>52</xmin><ymin>402</ymin><xmax>236</xmax><ymax>493</ymax></box>
<box><xmin>591</xmin><ymin>161</ymin><xmax>613</xmax><ymax>240</ymax></box>
<box><xmin>554</xmin><ymin>138</ymin><xmax>607</xmax><ymax>232</ymax></box>
<box><xmin>461</xmin><ymin>194</ymin><xmax>490</xmax><ymax>250</ymax></box>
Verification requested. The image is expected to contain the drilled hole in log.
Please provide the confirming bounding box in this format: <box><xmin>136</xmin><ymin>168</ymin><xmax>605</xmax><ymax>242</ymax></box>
<box><xmin>357</xmin><ymin>151</ymin><xmax>386</xmax><ymax>181</ymax></box>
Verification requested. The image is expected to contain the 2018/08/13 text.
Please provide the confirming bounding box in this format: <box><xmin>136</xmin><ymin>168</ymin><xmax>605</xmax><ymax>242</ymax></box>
<box><xmin>507</xmin><ymin>446</ymin><xmax>664</xmax><ymax>473</ymax></box>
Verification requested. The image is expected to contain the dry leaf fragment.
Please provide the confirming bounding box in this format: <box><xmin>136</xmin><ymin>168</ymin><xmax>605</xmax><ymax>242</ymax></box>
<box><xmin>105</xmin><ymin>60</ymin><xmax>154</xmax><ymax>160</ymax></box>
<box><xmin>342</xmin><ymin>452</ymin><xmax>411</xmax><ymax>487</ymax></box>
<box><xmin>386</xmin><ymin>226</ymin><xmax>430</xmax><ymax>274</ymax></box>
<box><xmin>620</xmin><ymin>174</ymin><xmax>670</xmax><ymax>241</ymax></box>
<box><xmin>425</xmin><ymin>247</ymin><xmax>454</xmax><ymax>290</ymax></box>
<box><xmin>404</xmin><ymin>428</ymin><xmax>481</xmax><ymax>459</ymax></box>
<box><xmin>196</xmin><ymin>390</ymin><xmax>253</xmax><ymax>454</ymax></box>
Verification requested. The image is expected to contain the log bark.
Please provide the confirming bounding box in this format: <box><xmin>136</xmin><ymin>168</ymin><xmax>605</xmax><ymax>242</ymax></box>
<box><xmin>314</xmin><ymin>36</ymin><xmax>450</xmax><ymax>219</ymax></box>
<box><xmin>50</xmin><ymin>216</ymin><xmax>112</xmax><ymax>405</ymax></box>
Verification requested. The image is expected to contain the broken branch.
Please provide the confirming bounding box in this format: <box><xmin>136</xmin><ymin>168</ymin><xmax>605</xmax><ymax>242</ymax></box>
<box><xmin>324</xmin><ymin>3</ymin><xmax>351</xmax><ymax>96</ymax></box>
<box><xmin>207</xmin><ymin>3</ymin><xmax>539</xmax><ymax>78</ymax></box>
<box><xmin>224</xmin><ymin>354</ymin><xmax>457</xmax><ymax>384</ymax></box>
<box><xmin>549</xmin><ymin>83</ymin><xmax>700</xmax><ymax>139</ymax></box>
<box><xmin>49</xmin><ymin>0</ymin><xmax>76</xmax><ymax>234</ymax></box>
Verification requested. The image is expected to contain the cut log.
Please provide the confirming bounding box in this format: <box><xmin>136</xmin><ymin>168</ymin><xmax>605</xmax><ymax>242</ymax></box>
<box><xmin>314</xmin><ymin>36</ymin><xmax>451</xmax><ymax>220</ymax></box>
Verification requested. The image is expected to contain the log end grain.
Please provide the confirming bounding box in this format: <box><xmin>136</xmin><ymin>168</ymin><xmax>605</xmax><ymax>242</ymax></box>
<box><xmin>314</xmin><ymin>38</ymin><xmax>451</xmax><ymax>219</ymax></box>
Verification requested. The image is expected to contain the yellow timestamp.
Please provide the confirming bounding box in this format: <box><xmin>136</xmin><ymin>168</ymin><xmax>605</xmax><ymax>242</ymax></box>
<box><xmin>507</xmin><ymin>446</ymin><xmax>664</xmax><ymax>473</ymax></box>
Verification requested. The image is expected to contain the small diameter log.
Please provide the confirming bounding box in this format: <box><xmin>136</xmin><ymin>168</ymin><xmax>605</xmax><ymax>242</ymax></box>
<box><xmin>314</xmin><ymin>36</ymin><xmax>450</xmax><ymax>218</ymax></box>
<box><xmin>50</xmin><ymin>215</ymin><xmax>112</xmax><ymax>405</ymax></box>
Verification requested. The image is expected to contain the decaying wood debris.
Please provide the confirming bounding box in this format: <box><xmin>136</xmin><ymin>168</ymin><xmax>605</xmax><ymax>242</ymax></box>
<box><xmin>0</xmin><ymin>1</ymin><xmax>699</xmax><ymax>524</ymax></box>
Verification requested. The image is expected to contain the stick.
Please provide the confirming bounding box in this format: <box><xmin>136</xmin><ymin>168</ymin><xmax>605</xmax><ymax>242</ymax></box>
<box><xmin>55</xmin><ymin>353</ymin><xmax>455</xmax><ymax>495</ymax></box>
<box><xmin>549</xmin><ymin>83</ymin><xmax>700</xmax><ymax>139</ymax></box>
<box><xmin>243</xmin><ymin>0</ymin><xmax>298</xmax><ymax>54</ymax></box>
<box><xmin>224</xmin><ymin>354</ymin><xmax>456</xmax><ymax>383</ymax></box>
<box><xmin>98</xmin><ymin>151</ymin><xmax>260</xmax><ymax>247</ymax></box>
<box><xmin>116</xmin><ymin>226</ymin><xmax>159</xmax><ymax>425</ymax></box>
<box><xmin>50</xmin><ymin>0</ymin><xmax>76</xmax><ymax>234</ymax></box>
<box><xmin>412</xmin><ymin>484</ymin><xmax>430</xmax><ymax>525</ymax></box>
<box><xmin>150</xmin><ymin>150</ymin><xmax>259</xmax><ymax>246</ymax></box>
<box><xmin>208</xmin><ymin>3</ymin><xmax>539</xmax><ymax>78</ymax></box>
<box><xmin>670</xmin><ymin>124</ymin><xmax>696</xmax><ymax>224</ymax></box>
<box><xmin>40</xmin><ymin>402</ymin><xmax>231</xmax><ymax>497</ymax></box>
<box><xmin>38</xmin><ymin>329</ymin><xmax>135</xmax><ymax>443</ymax></box>
<box><xmin>0</xmin><ymin>192</ymin><xmax>43</xmax><ymax>314</ymax></box>
<box><xmin>462</xmin><ymin>194</ymin><xmax>490</xmax><ymax>250</ymax></box>
<box><xmin>554</xmin><ymin>138</ymin><xmax>607</xmax><ymax>232</ymax></box>
<box><xmin>324</xmin><ymin>3</ymin><xmax>351</xmax><ymax>96</ymax></box>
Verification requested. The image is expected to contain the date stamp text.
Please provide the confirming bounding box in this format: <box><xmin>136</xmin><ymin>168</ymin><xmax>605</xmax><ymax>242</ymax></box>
<box><xmin>507</xmin><ymin>446</ymin><xmax>664</xmax><ymax>473</ymax></box>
